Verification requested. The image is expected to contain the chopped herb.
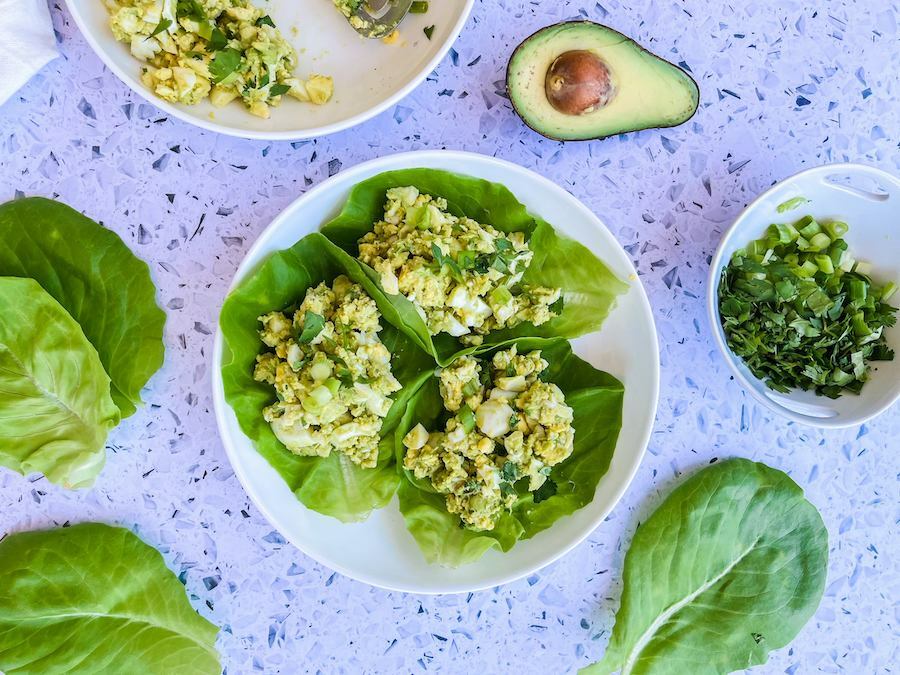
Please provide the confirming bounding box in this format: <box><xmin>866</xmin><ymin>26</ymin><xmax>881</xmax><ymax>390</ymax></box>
<box><xmin>495</xmin><ymin>238</ymin><xmax>513</xmax><ymax>253</ymax></box>
<box><xmin>423</xmin><ymin>25</ymin><xmax>435</xmax><ymax>40</ymax></box>
<box><xmin>431</xmin><ymin>243</ymin><xmax>463</xmax><ymax>281</ymax></box>
<box><xmin>776</xmin><ymin>196</ymin><xmax>810</xmax><ymax>213</ymax></box>
<box><xmin>268</xmin><ymin>83</ymin><xmax>291</xmax><ymax>97</ymax></box>
<box><xmin>297</xmin><ymin>311</ymin><xmax>326</xmax><ymax>344</ymax></box>
<box><xmin>718</xmin><ymin>218</ymin><xmax>897</xmax><ymax>397</ymax></box>
<box><xmin>209</xmin><ymin>48</ymin><xmax>242</xmax><ymax>84</ymax></box>
<box><xmin>206</xmin><ymin>27</ymin><xmax>228</xmax><ymax>51</ymax></box>
<box><xmin>533</xmin><ymin>477</ymin><xmax>558</xmax><ymax>503</ymax></box>
<box><xmin>256</xmin><ymin>14</ymin><xmax>276</xmax><ymax>27</ymax></box>
<box><xmin>508</xmin><ymin>413</ymin><xmax>518</xmax><ymax>428</ymax></box>
<box><xmin>500</xmin><ymin>461</ymin><xmax>519</xmax><ymax>483</ymax></box>
<box><xmin>176</xmin><ymin>0</ymin><xmax>206</xmax><ymax>21</ymax></box>
<box><xmin>549</xmin><ymin>295</ymin><xmax>565</xmax><ymax>315</ymax></box>
<box><xmin>146</xmin><ymin>18</ymin><xmax>172</xmax><ymax>39</ymax></box>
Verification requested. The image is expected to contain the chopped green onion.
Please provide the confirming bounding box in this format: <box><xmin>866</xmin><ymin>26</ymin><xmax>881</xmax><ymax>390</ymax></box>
<box><xmin>409</xmin><ymin>1</ymin><xmax>428</xmax><ymax>12</ymax></box>
<box><xmin>776</xmin><ymin>196</ymin><xmax>809</xmax><ymax>213</ymax></box>
<box><xmin>459</xmin><ymin>404</ymin><xmax>475</xmax><ymax>432</ymax></box>
<box><xmin>824</xmin><ymin>220</ymin><xmax>848</xmax><ymax>238</ymax></box>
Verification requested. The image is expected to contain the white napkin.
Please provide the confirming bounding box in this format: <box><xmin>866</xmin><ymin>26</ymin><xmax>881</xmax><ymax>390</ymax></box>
<box><xmin>0</xmin><ymin>0</ymin><xmax>59</xmax><ymax>106</ymax></box>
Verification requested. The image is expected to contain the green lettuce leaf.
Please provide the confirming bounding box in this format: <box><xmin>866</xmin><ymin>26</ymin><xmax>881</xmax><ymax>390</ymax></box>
<box><xmin>0</xmin><ymin>277</ymin><xmax>120</xmax><ymax>488</ymax></box>
<box><xmin>582</xmin><ymin>458</ymin><xmax>828</xmax><ymax>675</ymax></box>
<box><xmin>319</xmin><ymin>169</ymin><xmax>628</xmax><ymax>364</ymax></box>
<box><xmin>0</xmin><ymin>197</ymin><xmax>166</xmax><ymax>417</ymax></box>
<box><xmin>395</xmin><ymin>337</ymin><xmax>624</xmax><ymax>566</ymax></box>
<box><xmin>0</xmin><ymin>523</ymin><xmax>220</xmax><ymax>674</ymax></box>
<box><xmin>219</xmin><ymin>233</ymin><xmax>434</xmax><ymax>522</ymax></box>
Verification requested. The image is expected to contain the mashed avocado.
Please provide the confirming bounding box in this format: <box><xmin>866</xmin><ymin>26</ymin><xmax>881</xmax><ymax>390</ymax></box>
<box><xmin>358</xmin><ymin>187</ymin><xmax>562</xmax><ymax>345</ymax></box>
<box><xmin>403</xmin><ymin>346</ymin><xmax>574</xmax><ymax>531</ymax></box>
<box><xmin>253</xmin><ymin>276</ymin><xmax>401</xmax><ymax>468</ymax></box>
<box><xmin>106</xmin><ymin>0</ymin><xmax>333</xmax><ymax>118</ymax></box>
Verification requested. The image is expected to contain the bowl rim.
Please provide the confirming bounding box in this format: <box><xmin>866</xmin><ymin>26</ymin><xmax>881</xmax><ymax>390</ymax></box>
<box><xmin>64</xmin><ymin>0</ymin><xmax>475</xmax><ymax>141</ymax></box>
<box><xmin>211</xmin><ymin>149</ymin><xmax>660</xmax><ymax>593</ymax></box>
<box><xmin>707</xmin><ymin>162</ymin><xmax>900</xmax><ymax>429</ymax></box>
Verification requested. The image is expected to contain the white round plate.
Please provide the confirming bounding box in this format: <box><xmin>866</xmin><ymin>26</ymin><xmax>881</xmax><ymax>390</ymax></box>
<box><xmin>212</xmin><ymin>150</ymin><xmax>660</xmax><ymax>593</ymax></box>
<box><xmin>708</xmin><ymin>163</ymin><xmax>900</xmax><ymax>429</ymax></box>
<box><xmin>66</xmin><ymin>0</ymin><xmax>473</xmax><ymax>140</ymax></box>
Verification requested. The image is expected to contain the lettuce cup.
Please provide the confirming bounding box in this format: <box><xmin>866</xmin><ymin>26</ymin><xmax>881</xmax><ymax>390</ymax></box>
<box><xmin>320</xmin><ymin>169</ymin><xmax>628</xmax><ymax>365</ymax></box>
<box><xmin>394</xmin><ymin>336</ymin><xmax>624</xmax><ymax>566</ymax></box>
<box><xmin>220</xmin><ymin>233</ymin><xmax>433</xmax><ymax>522</ymax></box>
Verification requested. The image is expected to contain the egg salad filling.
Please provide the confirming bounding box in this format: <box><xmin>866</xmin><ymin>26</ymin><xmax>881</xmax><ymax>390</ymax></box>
<box><xmin>357</xmin><ymin>187</ymin><xmax>563</xmax><ymax>345</ymax></box>
<box><xmin>402</xmin><ymin>346</ymin><xmax>575</xmax><ymax>531</ymax></box>
<box><xmin>105</xmin><ymin>0</ymin><xmax>333</xmax><ymax>118</ymax></box>
<box><xmin>253</xmin><ymin>276</ymin><xmax>402</xmax><ymax>469</ymax></box>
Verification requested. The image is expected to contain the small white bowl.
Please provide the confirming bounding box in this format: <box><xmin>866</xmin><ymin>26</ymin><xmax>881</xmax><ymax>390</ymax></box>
<box><xmin>708</xmin><ymin>163</ymin><xmax>900</xmax><ymax>429</ymax></box>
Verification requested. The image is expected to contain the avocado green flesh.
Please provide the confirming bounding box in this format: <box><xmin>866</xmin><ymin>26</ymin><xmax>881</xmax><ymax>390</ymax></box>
<box><xmin>507</xmin><ymin>22</ymin><xmax>700</xmax><ymax>141</ymax></box>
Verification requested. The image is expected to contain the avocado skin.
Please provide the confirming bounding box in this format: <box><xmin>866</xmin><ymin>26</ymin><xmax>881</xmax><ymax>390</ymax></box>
<box><xmin>506</xmin><ymin>21</ymin><xmax>700</xmax><ymax>142</ymax></box>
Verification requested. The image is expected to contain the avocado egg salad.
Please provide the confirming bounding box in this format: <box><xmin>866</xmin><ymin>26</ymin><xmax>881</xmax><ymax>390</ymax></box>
<box><xmin>221</xmin><ymin>171</ymin><xmax>630</xmax><ymax>563</ymax></box>
<box><xmin>105</xmin><ymin>0</ymin><xmax>333</xmax><ymax>118</ymax></box>
<box><xmin>403</xmin><ymin>346</ymin><xmax>574</xmax><ymax>531</ymax></box>
<box><xmin>358</xmin><ymin>186</ymin><xmax>562</xmax><ymax>345</ymax></box>
<box><xmin>254</xmin><ymin>275</ymin><xmax>402</xmax><ymax>469</ymax></box>
<box><xmin>395</xmin><ymin>337</ymin><xmax>624</xmax><ymax>566</ymax></box>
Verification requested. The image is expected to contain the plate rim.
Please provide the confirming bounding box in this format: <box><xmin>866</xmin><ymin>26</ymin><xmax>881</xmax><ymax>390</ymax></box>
<box><xmin>211</xmin><ymin>149</ymin><xmax>660</xmax><ymax>593</ymax></box>
<box><xmin>64</xmin><ymin>0</ymin><xmax>475</xmax><ymax>141</ymax></box>
<box><xmin>706</xmin><ymin>161</ymin><xmax>900</xmax><ymax>429</ymax></box>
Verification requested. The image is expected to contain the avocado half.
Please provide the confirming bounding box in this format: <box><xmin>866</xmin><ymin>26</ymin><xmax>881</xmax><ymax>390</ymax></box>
<box><xmin>506</xmin><ymin>21</ymin><xmax>700</xmax><ymax>141</ymax></box>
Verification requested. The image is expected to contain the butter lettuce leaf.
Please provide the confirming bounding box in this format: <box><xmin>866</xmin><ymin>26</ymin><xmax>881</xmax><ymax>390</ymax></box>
<box><xmin>0</xmin><ymin>277</ymin><xmax>120</xmax><ymax>488</ymax></box>
<box><xmin>0</xmin><ymin>523</ymin><xmax>220</xmax><ymax>674</ymax></box>
<box><xmin>0</xmin><ymin>197</ymin><xmax>166</xmax><ymax>417</ymax></box>
<box><xmin>320</xmin><ymin>169</ymin><xmax>628</xmax><ymax>364</ymax></box>
<box><xmin>219</xmin><ymin>233</ymin><xmax>433</xmax><ymax>522</ymax></box>
<box><xmin>395</xmin><ymin>337</ymin><xmax>624</xmax><ymax>566</ymax></box>
<box><xmin>583</xmin><ymin>459</ymin><xmax>828</xmax><ymax>675</ymax></box>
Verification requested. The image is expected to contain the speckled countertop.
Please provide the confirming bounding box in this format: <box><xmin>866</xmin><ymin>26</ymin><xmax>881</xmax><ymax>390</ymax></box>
<box><xmin>1</xmin><ymin>0</ymin><xmax>898</xmax><ymax>673</ymax></box>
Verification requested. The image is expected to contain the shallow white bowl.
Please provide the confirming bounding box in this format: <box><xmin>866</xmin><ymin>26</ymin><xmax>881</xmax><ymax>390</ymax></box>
<box><xmin>708</xmin><ymin>163</ymin><xmax>900</xmax><ymax>429</ymax></box>
<box><xmin>66</xmin><ymin>0</ymin><xmax>473</xmax><ymax>140</ymax></box>
<box><xmin>212</xmin><ymin>150</ymin><xmax>660</xmax><ymax>593</ymax></box>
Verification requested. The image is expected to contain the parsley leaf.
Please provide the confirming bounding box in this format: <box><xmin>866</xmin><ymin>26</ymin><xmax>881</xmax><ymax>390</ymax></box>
<box><xmin>297</xmin><ymin>312</ymin><xmax>325</xmax><ymax>344</ymax></box>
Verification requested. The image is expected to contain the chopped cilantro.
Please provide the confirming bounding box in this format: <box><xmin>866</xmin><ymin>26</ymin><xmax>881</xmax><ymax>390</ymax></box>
<box><xmin>176</xmin><ymin>0</ymin><xmax>206</xmax><ymax>21</ymax></box>
<box><xmin>268</xmin><ymin>83</ymin><xmax>291</xmax><ymax>97</ymax></box>
<box><xmin>206</xmin><ymin>27</ymin><xmax>228</xmax><ymax>52</ymax></box>
<box><xmin>423</xmin><ymin>25</ymin><xmax>435</xmax><ymax>40</ymax></box>
<box><xmin>719</xmin><ymin>218</ymin><xmax>897</xmax><ymax>397</ymax></box>
<box><xmin>209</xmin><ymin>48</ymin><xmax>242</xmax><ymax>84</ymax></box>
<box><xmin>146</xmin><ymin>18</ymin><xmax>172</xmax><ymax>39</ymax></box>
<box><xmin>297</xmin><ymin>311</ymin><xmax>326</xmax><ymax>344</ymax></box>
<box><xmin>533</xmin><ymin>477</ymin><xmax>558</xmax><ymax>503</ymax></box>
<box><xmin>256</xmin><ymin>14</ymin><xmax>276</xmax><ymax>28</ymax></box>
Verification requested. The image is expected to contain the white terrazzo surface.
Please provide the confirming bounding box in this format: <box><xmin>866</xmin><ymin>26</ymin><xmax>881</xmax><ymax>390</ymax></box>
<box><xmin>1</xmin><ymin>0</ymin><xmax>898</xmax><ymax>673</ymax></box>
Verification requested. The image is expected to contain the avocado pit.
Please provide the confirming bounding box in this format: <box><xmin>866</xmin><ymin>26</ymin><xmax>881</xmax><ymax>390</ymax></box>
<box><xmin>545</xmin><ymin>50</ymin><xmax>614</xmax><ymax>116</ymax></box>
